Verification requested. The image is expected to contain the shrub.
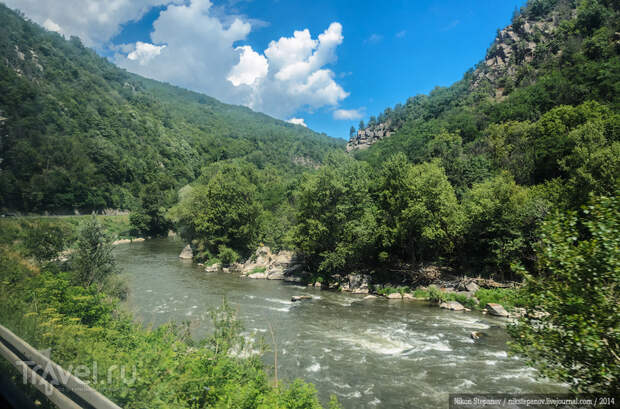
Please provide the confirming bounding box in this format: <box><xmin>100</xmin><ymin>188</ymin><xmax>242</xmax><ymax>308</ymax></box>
<box><xmin>218</xmin><ymin>245</ymin><xmax>239</xmax><ymax>266</ymax></box>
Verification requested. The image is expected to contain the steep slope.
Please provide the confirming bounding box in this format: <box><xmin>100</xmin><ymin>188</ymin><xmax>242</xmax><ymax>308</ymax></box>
<box><xmin>347</xmin><ymin>0</ymin><xmax>619</xmax><ymax>154</ymax></box>
<box><xmin>0</xmin><ymin>4</ymin><xmax>345</xmax><ymax>212</ymax></box>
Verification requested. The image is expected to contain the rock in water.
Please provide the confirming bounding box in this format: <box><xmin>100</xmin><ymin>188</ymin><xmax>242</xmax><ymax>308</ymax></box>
<box><xmin>387</xmin><ymin>292</ymin><xmax>402</xmax><ymax>299</ymax></box>
<box><xmin>291</xmin><ymin>295</ymin><xmax>312</xmax><ymax>302</ymax></box>
<box><xmin>486</xmin><ymin>303</ymin><xmax>509</xmax><ymax>317</ymax></box>
<box><xmin>179</xmin><ymin>244</ymin><xmax>193</xmax><ymax>259</ymax></box>
<box><xmin>439</xmin><ymin>301</ymin><xmax>465</xmax><ymax>311</ymax></box>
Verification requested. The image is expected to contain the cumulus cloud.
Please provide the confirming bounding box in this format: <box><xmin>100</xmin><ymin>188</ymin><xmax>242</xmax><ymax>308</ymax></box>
<box><xmin>3</xmin><ymin>0</ymin><xmax>183</xmax><ymax>47</ymax></box>
<box><xmin>239</xmin><ymin>22</ymin><xmax>349</xmax><ymax>117</ymax></box>
<box><xmin>127</xmin><ymin>42</ymin><xmax>166</xmax><ymax>65</ymax></box>
<box><xmin>287</xmin><ymin>117</ymin><xmax>307</xmax><ymax>127</ymax></box>
<box><xmin>333</xmin><ymin>108</ymin><xmax>364</xmax><ymax>120</ymax></box>
<box><xmin>227</xmin><ymin>46</ymin><xmax>268</xmax><ymax>87</ymax></box>
<box><xmin>42</xmin><ymin>18</ymin><xmax>63</xmax><ymax>34</ymax></box>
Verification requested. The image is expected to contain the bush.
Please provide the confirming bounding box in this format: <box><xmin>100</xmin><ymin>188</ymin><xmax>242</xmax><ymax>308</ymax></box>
<box><xmin>218</xmin><ymin>245</ymin><xmax>239</xmax><ymax>266</ymax></box>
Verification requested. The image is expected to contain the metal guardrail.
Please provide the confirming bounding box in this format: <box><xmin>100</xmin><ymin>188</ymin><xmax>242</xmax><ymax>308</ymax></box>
<box><xmin>0</xmin><ymin>324</ymin><xmax>122</xmax><ymax>409</ymax></box>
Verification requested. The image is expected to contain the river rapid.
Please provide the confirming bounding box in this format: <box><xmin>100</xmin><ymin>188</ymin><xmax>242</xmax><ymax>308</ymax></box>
<box><xmin>114</xmin><ymin>238</ymin><xmax>567</xmax><ymax>409</ymax></box>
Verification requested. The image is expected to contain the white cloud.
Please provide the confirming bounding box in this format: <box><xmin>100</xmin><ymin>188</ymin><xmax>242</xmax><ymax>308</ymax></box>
<box><xmin>127</xmin><ymin>41</ymin><xmax>166</xmax><ymax>65</ymax></box>
<box><xmin>237</xmin><ymin>22</ymin><xmax>349</xmax><ymax>118</ymax></box>
<box><xmin>333</xmin><ymin>108</ymin><xmax>364</xmax><ymax>120</ymax></box>
<box><xmin>42</xmin><ymin>18</ymin><xmax>63</xmax><ymax>34</ymax></box>
<box><xmin>3</xmin><ymin>0</ymin><xmax>184</xmax><ymax>47</ymax></box>
<box><xmin>227</xmin><ymin>46</ymin><xmax>268</xmax><ymax>87</ymax></box>
<box><xmin>287</xmin><ymin>117</ymin><xmax>307</xmax><ymax>127</ymax></box>
<box><xmin>115</xmin><ymin>0</ymin><xmax>252</xmax><ymax>109</ymax></box>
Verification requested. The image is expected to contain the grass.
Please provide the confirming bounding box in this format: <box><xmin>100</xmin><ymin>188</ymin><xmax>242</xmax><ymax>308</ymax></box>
<box><xmin>375</xmin><ymin>285</ymin><xmax>410</xmax><ymax>296</ymax></box>
<box><xmin>250</xmin><ymin>266</ymin><xmax>266</xmax><ymax>274</ymax></box>
<box><xmin>0</xmin><ymin>215</ymin><xmax>135</xmax><ymax>247</ymax></box>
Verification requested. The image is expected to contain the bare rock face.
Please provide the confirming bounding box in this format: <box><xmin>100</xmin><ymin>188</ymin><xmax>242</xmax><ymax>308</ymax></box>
<box><xmin>242</xmin><ymin>246</ymin><xmax>305</xmax><ymax>280</ymax></box>
<box><xmin>486</xmin><ymin>303</ymin><xmax>509</xmax><ymax>317</ymax></box>
<box><xmin>471</xmin><ymin>12</ymin><xmax>566</xmax><ymax>96</ymax></box>
<box><xmin>179</xmin><ymin>244</ymin><xmax>193</xmax><ymax>259</ymax></box>
<box><xmin>346</xmin><ymin>120</ymin><xmax>397</xmax><ymax>152</ymax></box>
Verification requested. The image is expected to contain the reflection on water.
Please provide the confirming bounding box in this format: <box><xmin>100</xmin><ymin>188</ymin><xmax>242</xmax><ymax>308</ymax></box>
<box><xmin>114</xmin><ymin>238</ymin><xmax>567</xmax><ymax>409</ymax></box>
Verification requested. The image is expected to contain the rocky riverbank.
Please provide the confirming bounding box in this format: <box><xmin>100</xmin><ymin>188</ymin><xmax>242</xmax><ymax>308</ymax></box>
<box><xmin>184</xmin><ymin>245</ymin><xmax>522</xmax><ymax>319</ymax></box>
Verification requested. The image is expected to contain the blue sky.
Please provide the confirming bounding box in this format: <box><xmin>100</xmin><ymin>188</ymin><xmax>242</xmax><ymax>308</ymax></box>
<box><xmin>8</xmin><ymin>0</ymin><xmax>526</xmax><ymax>139</ymax></box>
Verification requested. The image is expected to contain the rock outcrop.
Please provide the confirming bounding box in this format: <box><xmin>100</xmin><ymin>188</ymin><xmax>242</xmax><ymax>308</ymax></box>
<box><xmin>471</xmin><ymin>8</ymin><xmax>570</xmax><ymax>97</ymax></box>
<box><xmin>179</xmin><ymin>244</ymin><xmax>193</xmax><ymax>259</ymax></box>
<box><xmin>241</xmin><ymin>246</ymin><xmax>306</xmax><ymax>281</ymax></box>
<box><xmin>346</xmin><ymin>121</ymin><xmax>397</xmax><ymax>152</ymax></box>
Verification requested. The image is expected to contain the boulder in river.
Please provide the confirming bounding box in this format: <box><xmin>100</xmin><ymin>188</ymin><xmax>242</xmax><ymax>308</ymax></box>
<box><xmin>486</xmin><ymin>303</ymin><xmax>509</xmax><ymax>317</ymax></box>
<box><xmin>387</xmin><ymin>292</ymin><xmax>402</xmax><ymax>299</ymax></box>
<box><xmin>179</xmin><ymin>244</ymin><xmax>193</xmax><ymax>259</ymax></box>
<box><xmin>470</xmin><ymin>331</ymin><xmax>488</xmax><ymax>340</ymax></box>
<box><xmin>205</xmin><ymin>263</ymin><xmax>220</xmax><ymax>272</ymax></box>
<box><xmin>363</xmin><ymin>295</ymin><xmax>377</xmax><ymax>300</ymax></box>
<box><xmin>291</xmin><ymin>295</ymin><xmax>312</xmax><ymax>302</ymax></box>
<box><xmin>439</xmin><ymin>300</ymin><xmax>465</xmax><ymax>311</ymax></box>
<box><xmin>248</xmin><ymin>272</ymin><xmax>268</xmax><ymax>279</ymax></box>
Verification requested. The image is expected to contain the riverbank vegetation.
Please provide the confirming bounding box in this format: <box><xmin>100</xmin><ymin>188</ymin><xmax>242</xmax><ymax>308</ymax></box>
<box><xmin>0</xmin><ymin>216</ymin><xmax>340</xmax><ymax>408</ymax></box>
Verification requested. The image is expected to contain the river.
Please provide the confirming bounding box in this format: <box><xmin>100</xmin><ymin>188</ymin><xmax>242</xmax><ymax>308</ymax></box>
<box><xmin>113</xmin><ymin>238</ymin><xmax>567</xmax><ymax>408</ymax></box>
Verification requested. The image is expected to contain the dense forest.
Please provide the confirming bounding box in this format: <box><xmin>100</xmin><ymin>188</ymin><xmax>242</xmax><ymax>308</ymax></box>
<box><xmin>0</xmin><ymin>3</ymin><xmax>344</xmax><ymax>213</ymax></box>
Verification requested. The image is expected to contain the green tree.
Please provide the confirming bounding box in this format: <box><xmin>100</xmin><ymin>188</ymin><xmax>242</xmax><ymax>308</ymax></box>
<box><xmin>349</xmin><ymin>126</ymin><xmax>356</xmax><ymax>138</ymax></box>
<box><xmin>293</xmin><ymin>154</ymin><xmax>378</xmax><ymax>277</ymax></box>
<box><xmin>24</xmin><ymin>221</ymin><xmax>68</xmax><ymax>263</ymax></box>
<box><xmin>509</xmin><ymin>195</ymin><xmax>619</xmax><ymax>394</ymax></box>
<box><xmin>130</xmin><ymin>182</ymin><xmax>174</xmax><ymax>237</ymax></box>
<box><xmin>73</xmin><ymin>215</ymin><xmax>117</xmax><ymax>288</ymax></box>
<box><xmin>169</xmin><ymin>165</ymin><xmax>262</xmax><ymax>261</ymax></box>
<box><xmin>374</xmin><ymin>153</ymin><xmax>463</xmax><ymax>264</ymax></box>
<box><xmin>460</xmin><ymin>174</ymin><xmax>553</xmax><ymax>278</ymax></box>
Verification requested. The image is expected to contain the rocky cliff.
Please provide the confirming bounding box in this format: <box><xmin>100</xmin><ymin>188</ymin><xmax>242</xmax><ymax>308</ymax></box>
<box><xmin>471</xmin><ymin>4</ymin><xmax>574</xmax><ymax>97</ymax></box>
<box><xmin>346</xmin><ymin>120</ymin><xmax>397</xmax><ymax>152</ymax></box>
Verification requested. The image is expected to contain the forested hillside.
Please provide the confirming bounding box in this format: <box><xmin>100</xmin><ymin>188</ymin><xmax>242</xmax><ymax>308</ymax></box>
<box><xmin>0</xmin><ymin>3</ymin><xmax>344</xmax><ymax>213</ymax></box>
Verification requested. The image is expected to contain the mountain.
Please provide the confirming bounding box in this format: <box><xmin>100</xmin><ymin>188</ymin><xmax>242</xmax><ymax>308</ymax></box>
<box><xmin>346</xmin><ymin>0</ymin><xmax>619</xmax><ymax>154</ymax></box>
<box><xmin>0</xmin><ymin>4</ymin><xmax>345</xmax><ymax>213</ymax></box>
